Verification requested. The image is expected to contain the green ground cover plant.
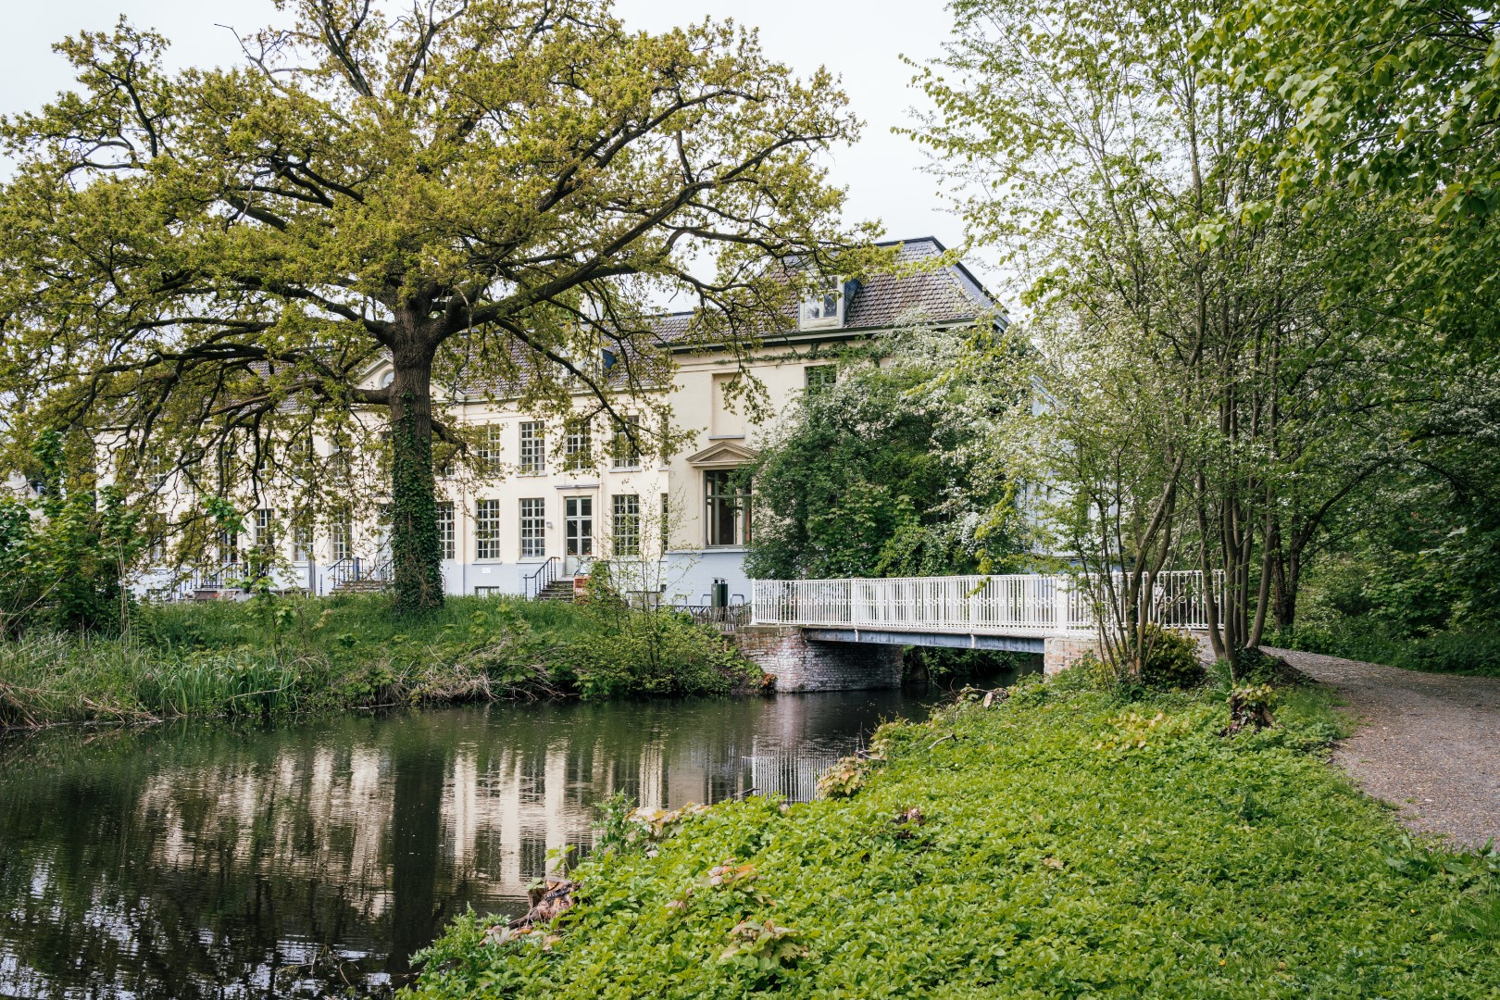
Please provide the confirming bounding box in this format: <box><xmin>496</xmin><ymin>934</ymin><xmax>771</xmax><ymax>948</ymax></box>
<box><xmin>0</xmin><ymin>594</ymin><xmax>761</xmax><ymax>728</ymax></box>
<box><xmin>406</xmin><ymin>675</ymin><xmax>1498</xmax><ymax>999</ymax></box>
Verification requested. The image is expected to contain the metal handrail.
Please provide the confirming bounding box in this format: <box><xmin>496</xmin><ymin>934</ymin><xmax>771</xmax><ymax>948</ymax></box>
<box><xmin>198</xmin><ymin>561</ymin><xmax>246</xmax><ymax>591</ymax></box>
<box><xmin>327</xmin><ymin>556</ymin><xmax>362</xmax><ymax>591</ymax></box>
<box><xmin>751</xmin><ymin>571</ymin><xmax>1224</xmax><ymax>633</ymax></box>
<box><xmin>674</xmin><ymin>603</ymin><xmax>751</xmax><ymax>630</ymax></box>
<box><xmin>170</xmin><ymin>561</ymin><xmax>246</xmax><ymax>600</ymax></box>
<box><xmin>523</xmin><ymin>556</ymin><xmax>561</xmax><ymax>599</ymax></box>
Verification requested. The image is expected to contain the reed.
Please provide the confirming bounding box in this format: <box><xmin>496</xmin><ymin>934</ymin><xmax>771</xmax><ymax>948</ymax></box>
<box><xmin>0</xmin><ymin>594</ymin><xmax>760</xmax><ymax>728</ymax></box>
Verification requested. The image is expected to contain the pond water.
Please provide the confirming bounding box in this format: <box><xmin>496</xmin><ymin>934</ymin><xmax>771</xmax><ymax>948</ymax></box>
<box><xmin>0</xmin><ymin>688</ymin><xmax>948</xmax><ymax>998</ymax></box>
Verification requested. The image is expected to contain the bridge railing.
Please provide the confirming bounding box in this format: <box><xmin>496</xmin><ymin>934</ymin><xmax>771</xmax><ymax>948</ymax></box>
<box><xmin>751</xmin><ymin>571</ymin><xmax>1220</xmax><ymax>633</ymax></box>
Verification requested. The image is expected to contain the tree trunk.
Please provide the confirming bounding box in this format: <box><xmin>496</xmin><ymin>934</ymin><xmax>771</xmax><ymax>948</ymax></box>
<box><xmin>388</xmin><ymin>343</ymin><xmax>444</xmax><ymax>614</ymax></box>
<box><xmin>1272</xmin><ymin>548</ymin><xmax>1300</xmax><ymax>630</ymax></box>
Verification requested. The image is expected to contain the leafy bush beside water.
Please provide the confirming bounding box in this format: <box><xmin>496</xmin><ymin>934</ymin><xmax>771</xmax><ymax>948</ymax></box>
<box><xmin>0</xmin><ymin>595</ymin><xmax>762</xmax><ymax>727</ymax></box>
<box><xmin>407</xmin><ymin>680</ymin><xmax>1497</xmax><ymax>999</ymax></box>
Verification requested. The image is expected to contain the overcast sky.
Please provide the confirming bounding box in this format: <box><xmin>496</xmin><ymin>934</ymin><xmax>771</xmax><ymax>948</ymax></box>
<box><xmin>0</xmin><ymin>1</ymin><xmax>969</xmax><ymax>256</ymax></box>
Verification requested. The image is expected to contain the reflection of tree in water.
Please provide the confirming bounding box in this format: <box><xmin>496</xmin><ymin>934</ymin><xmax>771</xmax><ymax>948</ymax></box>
<box><xmin>0</xmin><ymin>689</ymin><xmax>930</xmax><ymax>998</ymax></box>
<box><xmin>388</xmin><ymin>722</ymin><xmax>444</xmax><ymax>980</ymax></box>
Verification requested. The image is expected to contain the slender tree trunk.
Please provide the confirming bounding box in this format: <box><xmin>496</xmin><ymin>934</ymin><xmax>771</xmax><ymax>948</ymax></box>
<box><xmin>1272</xmin><ymin>547</ymin><xmax>1301</xmax><ymax>630</ymax></box>
<box><xmin>1195</xmin><ymin>487</ymin><xmax>1227</xmax><ymax>663</ymax></box>
<box><xmin>388</xmin><ymin>339</ymin><xmax>444</xmax><ymax>614</ymax></box>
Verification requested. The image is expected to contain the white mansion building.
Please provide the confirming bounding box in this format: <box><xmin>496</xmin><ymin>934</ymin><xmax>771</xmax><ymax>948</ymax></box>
<box><xmin>138</xmin><ymin>238</ymin><xmax>997</xmax><ymax>606</ymax></box>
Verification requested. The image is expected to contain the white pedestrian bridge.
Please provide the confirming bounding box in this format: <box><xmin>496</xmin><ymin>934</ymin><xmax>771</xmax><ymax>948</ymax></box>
<box><xmin>750</xmin><ymin>572</ymin><xmax>1218</xmax><ymax>653</ymax></box>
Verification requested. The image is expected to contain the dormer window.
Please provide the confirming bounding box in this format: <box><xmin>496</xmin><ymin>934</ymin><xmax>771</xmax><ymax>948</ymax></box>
<box><xmin>799</xmin><ymin>276</ymin><xmax>845</xmax><ymax>330</ymax></box>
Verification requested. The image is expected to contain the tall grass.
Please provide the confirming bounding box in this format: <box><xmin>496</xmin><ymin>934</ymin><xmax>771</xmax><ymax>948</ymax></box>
<box><xmin>0</xmin><ymin>594</ymin><xmax>761</xmax><ymax>728</ymax></box>
<box><xmin>0</xmin><ymin>632</ymin><xmax>309</xmax><ymax>726</ymax></box>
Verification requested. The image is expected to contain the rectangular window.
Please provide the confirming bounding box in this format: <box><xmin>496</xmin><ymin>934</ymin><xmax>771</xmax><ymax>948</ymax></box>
<box><xmin>292</xmin><ymin>520</ymin><xmax>312</xmax><ymax>562</ymax></box>
<box><xmin>611</xmin><ymin>415</ymin><xmax>642</xmax><ymax>469</ymax></box>
<box><xmin>473</xmin><ymin>586</ymin><xmax>500</xmax><ymax>597</ymax></box>
<box><xmin>330</xmin><ymin>512</ymin><xmax>352</xmax><ymax>562</ymax></box>
<box><xmin>474</xmin><ymin>424</ymin><xmax>505</xmax><ymax>475</ymax></box>
<box><xmin>612</xmin><ymin>494</ymin><xmax>640</xmax><ymax>556</ymax></box>
<box><xmin>519</xmin><ymin>421</ymin><xmax>545</xmax><ymax>474</ymax></box>
<box><xmin>436</xmin><ymin>501</ymin><xmax>455</xmax><ymax>560</ymax></box>
<box><xmin>519</xmin><ymin>498</ymin><xmax>546</xmax><ymax>559</ymax></box>
<box><xmin>661</xmin><ymin>492</ymin><xmax>671</xmax><ymax>553</ymax></box>
<box><xmin>218</xmin><ymin>528</ymin><xmax>240</xmax><ymax>567</ymax></box>
<box><xmin>564</xmin><ymin>418</ymin><xmax>592</xmax><ymax>472</ymax></box>
<box><xmin>249</xmin><ymin>509</ymin><xmax>274</xmax><ymax>575</ymax></box>
<box><xmin>434</xmin><ymin>443</ymin><xmax>456</xmax><ymax>478</ymax></box>
<box><xmin>805</xmin><ymin>364</ymin><xmax>837</xmax><ymax>395</ymax></box>
<box><xmin>565</xmin><ymin>496</ymin><xmax>593</xmax><ymax>556</ymax></box>
<box><xmin>705</xmin><ymin>469</ymin><xmax>751</xmax><ymax>547</ymax></box>
<box><xmin>475</xmin><ymin>499</ymin><xmax>502</xmax><ymax>560</ymax></box>
<box><xmin>253</xmin><ymin>508</ymin><xmax>274</xmax><ymax>550</ymax></box>
<box><xmin>798</xmin><ymin>275</ymin><xmax>843</xmax><ymax>329</ymax></box>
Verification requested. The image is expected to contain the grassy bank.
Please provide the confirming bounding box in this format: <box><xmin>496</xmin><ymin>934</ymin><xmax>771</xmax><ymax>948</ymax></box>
<box><xmin>0</xmin><ymin>594</ymin><xmax>762</xmax><ymax>728</ymax></box>
<box><xmin>407</xmin><ymin>674</ymin><xmax>1498</xmax><ymax>999</ymax></box>
<box><xmin>1268</xmin><ymin>619</ymin><xmax>1500</xmax><ymax>678</ymax></box>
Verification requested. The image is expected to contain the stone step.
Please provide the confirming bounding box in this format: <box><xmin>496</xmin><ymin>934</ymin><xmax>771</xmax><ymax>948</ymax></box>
<box><xmin>333</xmin><ymin>579</ymin><xmax>391</xmax><ymax>594</ymax></box>
<box><xmin>536</xmin><ymin>580</ymin><xmax>576</xmax><ymax>602</ymax></box>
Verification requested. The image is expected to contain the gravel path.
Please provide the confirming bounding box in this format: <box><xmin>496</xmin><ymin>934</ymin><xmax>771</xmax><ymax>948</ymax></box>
<box><xmin>1265</xmin><ymin>648</ymin><xmax>1500</xmax><ymax>850</ymax></box>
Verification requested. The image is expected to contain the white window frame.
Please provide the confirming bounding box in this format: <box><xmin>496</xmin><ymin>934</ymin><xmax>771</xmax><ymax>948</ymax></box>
<box><xmin>564</xmin><ymin>495</ymin><xmax>594</xmax><ymax>556</ymax></box>
<box><xmin>292</xmin><ymin>520</ymin><xmax>313</xmax><ymax>562</ymax></box>
<box><xmin>519</xmin><ymin>420</ymin><xmax>545</xmax><ymax>474</ymax></box>
<box><xmin>612</xmin><ymin>493</ymin><xmax>641</xmax><ymax>556</ymax></box>
<box><xmin>798</xmin><ymin>276</ymin><xmax>844</xmax><ymax>329</ymax></box>
<box><xmin>564</xmin><ymin>417</ymin><xmax>592</xmax><ymax>472</ymax></box>
<box><xmin>253</xmin><ymin>508</ymin><xmax>274</xmax><ymax>550</ymax></box>
<box><xmin>436</xmin><ymin>501</ymin><xmax>455</xmax><ymax>560</ymax></box>
<box><xmin>704</xmin><ymin>468</ymin><xmax>752</xmax><ymax>548</ymax></box>
<box><xmin>519</xmin><ymin>498</ymin><xmax>546</xmax><ymax>559</ymax></box>
<box><xmin>475</xmin><ymin>424</ymin><xmax>505</xmax><ymax>475</ymax></box>
<box><xmin>611</xmin><ymin>415</ymin><xmax>642</xmax><ymax>469</ymax></box>
<box><xmin>475</xmin><ymin>499</ymin><xmax>503</xmax><ymax>560</ymax></box>
<box><xmin>330</xmin><ymin>513</ymin><xmax>352</xmax><ymax>562</ymax></box>
<box><xmin>805</xmin><ymin>364</ymin><xmax>838</xmax><ymax>395</ymax></box>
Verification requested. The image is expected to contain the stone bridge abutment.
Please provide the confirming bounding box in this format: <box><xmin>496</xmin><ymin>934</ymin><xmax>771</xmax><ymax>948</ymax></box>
<box><xmin>735</xmin><ymin>626</ymin><xmax>904</xmax><ymax>692</ymax></box>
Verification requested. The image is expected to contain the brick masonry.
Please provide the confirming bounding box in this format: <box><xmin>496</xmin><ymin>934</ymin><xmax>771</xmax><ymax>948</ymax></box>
<box><xmin>734</xmin><ymin>626</ymin><xmax>904</xmax><ymax>692</ymax></box>
<box><xmin>1043</xmin><ymin>635</ymin><xmax>1100</xmax><ymax>676</ymax></box>
<box><xmin>1043</xmin><ymin>630</ymin><xmax>1218</xmax><ymax>676</ymax></box>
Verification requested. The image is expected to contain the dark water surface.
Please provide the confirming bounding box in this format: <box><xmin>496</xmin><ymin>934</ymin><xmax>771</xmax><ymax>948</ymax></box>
<box><xmin>0</xmin><ymin>689</ymin><xmax>943</xmax><ymax>998</ymax></box>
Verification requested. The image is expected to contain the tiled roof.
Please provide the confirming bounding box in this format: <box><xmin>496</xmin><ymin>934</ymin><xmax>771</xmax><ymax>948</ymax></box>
<box><xmin>845</xmin><ymin>237</ymin><xmax>992</xmax><ymax>330</ymax></box>
<box><xmin>441</xmin><ymin>237</ymin><xmax>996</xmax><ymax>400</ymax></box>
<box><xmin>653</xmin><ymin>236</ymin><xmax>995</xmax><ymax>348</ymax></box>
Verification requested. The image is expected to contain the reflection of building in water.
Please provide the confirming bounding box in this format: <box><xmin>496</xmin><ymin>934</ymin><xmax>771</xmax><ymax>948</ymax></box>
<box><xmin>128</xmin><ymin>712</ymin><xmax>866</xmax><ymax>917</ymax></box>
<box><xmin>1</xmin><ymin>694</ymin><xmax>918</xmax><ymax>1000</ymax></box>
<box><xmin>749</xmin><ymin>749</ymin><xmax>845</xmax><ymax>803</ymax></box>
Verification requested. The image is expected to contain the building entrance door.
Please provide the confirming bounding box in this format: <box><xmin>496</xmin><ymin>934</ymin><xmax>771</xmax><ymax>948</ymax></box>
<box><xmin>564</xmin><ymin>496</ymin><xmax>594</xmax><ymax>574</ymax></box>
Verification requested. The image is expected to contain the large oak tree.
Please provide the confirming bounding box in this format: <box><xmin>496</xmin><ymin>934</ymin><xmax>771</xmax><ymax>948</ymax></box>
<box><xmin>0</xmin><ymin>0</ymin><xmax>872</xmax><ymax>612</ymax></box>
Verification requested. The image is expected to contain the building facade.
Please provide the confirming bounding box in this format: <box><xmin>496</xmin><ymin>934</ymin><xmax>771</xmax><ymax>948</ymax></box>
<box><xmin>138</xmin><ymin>238</ymin><xmax>997</xmax><ymax>605</ymax></box>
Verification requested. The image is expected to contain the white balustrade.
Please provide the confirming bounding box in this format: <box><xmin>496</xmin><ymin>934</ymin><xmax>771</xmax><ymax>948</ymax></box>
<box><xmin>751</xmin><ymin>571</ymin><xmax>1221</xmax><ymax>634</ymax></box>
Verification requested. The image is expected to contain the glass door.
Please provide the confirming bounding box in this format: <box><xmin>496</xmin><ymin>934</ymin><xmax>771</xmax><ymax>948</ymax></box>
<box><xmin>565</xmin><ymin>496</ymin><xmax>594</xmax><ymax>566</ymax></box>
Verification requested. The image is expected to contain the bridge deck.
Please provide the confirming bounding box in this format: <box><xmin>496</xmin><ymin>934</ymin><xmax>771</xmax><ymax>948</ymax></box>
<box><xmin>752</xmin><ymin>573</ymin><xmax>1217</xmax><ymax>640</ymax></box>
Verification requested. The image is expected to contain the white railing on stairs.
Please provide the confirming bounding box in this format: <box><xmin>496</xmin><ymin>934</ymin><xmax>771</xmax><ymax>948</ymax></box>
<box><xmin>751</xmin><ymin>571</ymin><xmax>1220</xmax><ymax>634</ymax></box>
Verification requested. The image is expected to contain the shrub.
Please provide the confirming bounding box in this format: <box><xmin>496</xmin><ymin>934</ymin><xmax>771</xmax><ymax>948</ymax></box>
<box><xmin>1266</xmin><ymin>620</ymin><xmax>1500</xmax><ymax>678</ymax></box>
<box><xmin>1392</xmin><ymin>631</ymin><xmax>1500</xmax><ymax>677</ymax></box>
<box><xmin>1140</xmin><ymin>625</ymin><xmax>1204</xmax><ymax>688</ymax></box>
